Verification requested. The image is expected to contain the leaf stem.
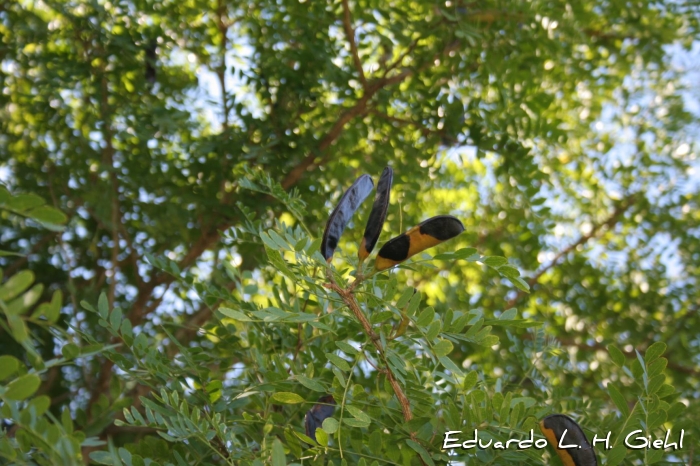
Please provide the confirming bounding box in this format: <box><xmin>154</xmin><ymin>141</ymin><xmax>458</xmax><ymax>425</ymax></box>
<box><xmin>325</xmin><ymin>274</ymin><xmax>414</xmax><ymax>424</ymax></box>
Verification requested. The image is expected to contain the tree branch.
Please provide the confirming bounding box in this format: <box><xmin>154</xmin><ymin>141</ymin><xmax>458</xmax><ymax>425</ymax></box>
<box><xmin>216</xmin><ymin>0</ymin><xmax>230</xmax><ymax>130</ymax></box>
<box><xmin>341</xmin><ymin>0</ymin><xmax>367</xmax><ymax>88</ymax></box>
<box><xmin>281</xmin><ymin>92</ymin><xmax>372</xmax><ymax>190</ymax></box>
<box><xmin>85</xmin><ymin>44</ymin><xmax>125</xmax><ymax>422</ymax></box>
<box><xmin>383</xmin><ymin>37</ymin><xmax>420</xmax><ymax>75</ymax></box>
<box><xmin>119</xmin><ymin>223</ymin><xmax>144</xmax><ymax>289</ymax></box>
<box><xmin>86</xmin><ymin>28</ymin><xmax>463</xmax><ymax>438</ymax></box>
<box><xmin>95</xmin><ymin>55</ymin><xmax>121</xmax><ymax>310</ymax></box>
<box><xmin>3</xmin><ymin>233</ymin><xmax>55</xmax><ymax>276</ymax></box>
<box><xmin>531</xmin><ymin>334</ymin><xmax>700</xmax><ymax>377</ymax></box>
<box><xmin>506</xmin><ymin>194</ymin><xmax>638</xmax><ymax>309</ymax></box>
<box><xmin>326</xmin><ymin>275</ymin><xmax>427</xmax><ymax>464</ymax></box>
<box><xmin>325</xmin><ymin>280</ymin><xmax>413</xmax><ymax>422</ymax></box>
<box><xmin>281</xmin><ymin>38</ymin><xmax>459</xmax><ymax>190</ymax></box>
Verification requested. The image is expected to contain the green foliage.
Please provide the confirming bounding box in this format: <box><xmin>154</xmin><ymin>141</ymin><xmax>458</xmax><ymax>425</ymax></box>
<box><xmin>1</xmin><ymin>194</ymin><xmax>103</xmax><ymax>465</ymax></box>
<box><xmin>0</xmin><ymin>191</ymin><xmax>66</xmax><ymax>366</ymax></box>
<box><xmin>70</xmin><ymin>222</ymin><xmax>553</xmax><ymax>465</ymax></box>
<box><xmin>0</xmin><ymin>186</ymin><xmax>67</xmax><ymax>234</ymax></box>
<box><xmin>3</xmin><ymin>210</ymin><xmax>673</xmax><ymax>465</ymax></box>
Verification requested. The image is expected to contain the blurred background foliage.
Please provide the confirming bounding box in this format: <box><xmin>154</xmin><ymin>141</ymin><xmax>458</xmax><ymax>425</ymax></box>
<box><xmin>1</xmin><ymin>0</ymin><xmax>699</xmax><ymax>464</ymax></box>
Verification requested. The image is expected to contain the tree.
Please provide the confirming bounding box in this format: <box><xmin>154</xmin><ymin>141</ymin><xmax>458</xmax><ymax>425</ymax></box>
<box><xmin>1</xmin><ymin>0</ymin><xmax>699</xmax><ymax>464</ymax></box>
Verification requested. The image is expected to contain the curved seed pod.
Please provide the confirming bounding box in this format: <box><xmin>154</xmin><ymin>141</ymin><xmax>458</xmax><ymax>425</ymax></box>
<box><xmin>359</xmin><ymin>167</ymin><xmax>393</xmax><ymax>262</ymax></box>
<box><xmin>304</xmin><ymin>395</ymin><xmax>336</xmax><ymax>444</ymax></box>
<box><xmin>321</xmin><ymin>175</ymin><xmax>374</xmax><ymax>261</ymax></box>
<box><xmin>375</xmin><ymin>215</ymin><xmax>465</xmax><ymax>271</ymax></box>
<box><xmin>539</xmin><ymin>414</ymin><xmax>598</xmax><ymax>466</ymax></box>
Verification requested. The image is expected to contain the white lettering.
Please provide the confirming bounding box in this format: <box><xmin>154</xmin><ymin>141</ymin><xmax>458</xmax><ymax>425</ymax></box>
<box><xmin>558</xmin><ymin>429</ymin><xmax>578</xmax><ymax>449</ymax></box>
<box><xmin>518</xmin><ymin>429</ymin><xmax>534</xmax><ymax>449</ymax></box>
<box><xmin>462</xmin><ymin>430</ymin><xmax>478</xmax><ymax>449</ymax></box>
<box><xmin>662</xmin><ymin>429</ymin><xmax>677</xmax><ymax>449</ymax></box>
<box><xmin>442</xmin><ymin>431</ymin><xmax>462</xmax><ymax>449</ymax></box>
<box><xmin>592</xmin><ymin>431</ymin><xmax>611</xmax><ymax>450</ymax></box>
<box><xmin>478</xmin><ymin>437</ymin><xmax>493</xmax><ymax>449</ymax></box>
<box><xmin>679</xmin><ymin>429</ymin><xmax>685</xmax><ymax>449</ymax></box>
<box><xmin>625</xmin><ymin>430</ymin><xmax>648</xmax><ymax>449</ymax></box>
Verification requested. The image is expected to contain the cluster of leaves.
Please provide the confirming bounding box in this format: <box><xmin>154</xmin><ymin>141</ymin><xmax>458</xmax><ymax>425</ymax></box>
<box><xmin>597</xmin><ymin>342</ymin><xmax>690</xmax><ymax>465</ymax></box>
<box><xmin>0</xmin><ymin>177</ymin><xmax>694</xmax><ymax>465</ymax></box>
<box><xmin>0</xmin><ymin>187</ymin><xmax>68</xmax><ymax>235</ymax></box>
<box><xmin>76</xmin><ymin>219</ymin><xmax>548</xmax><ymax>465</ymax></box>
<box><xmin>0</xmin><ymin>193</ymin><xmax>101</xmax><ymax>465</ymax></box>
<box><xmin>0</xmin><ymin>191</ymin><xmax>65</xmax><ymax>366</ymax></box>
<box><xmin>12</xmin><ymin>183</ymin><xmax>687</xmax><ymax>464</ymax></box>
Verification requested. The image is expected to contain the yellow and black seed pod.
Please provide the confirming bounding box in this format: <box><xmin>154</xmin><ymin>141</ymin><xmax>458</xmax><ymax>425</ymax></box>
<box><xmin>539</xmin><ymin>414</ymin><xmax>598</xmax><ymax>466</ymax></box>
<box><xmin>375</xmin><ymin>215</ymin><xmax>464</xmax><ymax>271</ymax></box>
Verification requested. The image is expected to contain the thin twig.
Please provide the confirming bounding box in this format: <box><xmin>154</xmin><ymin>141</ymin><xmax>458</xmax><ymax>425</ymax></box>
<box><xmin>3</xmin><ymin>233</ymin><xmax>54</xmax><ymax>276</ymax></box>
<box><xmin>326</xmin><ymin>274</ymin><xmax>428</xmax><ymax>465</ymax></box>
<box><xmin>281</xmin><ymin>38</ymin><xmax>460</xmax><ymax>190</ymax></box>
<box><xmin>341</xmin><ymin>0</ymin><xmax>367</xmax><ymax>87</ymax></box>
<box><xmin>216</xmin><ymin>0</ymin><xmax>230</xmax><ymax>130</ymax></box>
<box><xmin>505</xmin><ymin>194</ymin><xmax>638</xmax><ymax>309</ymax></box>
<box><xmin>119</xmin><ymin>223</ymin><xmax>144</xmax><ymax>288</ymax></box>
<box><xmin>325</xmin><ymin>279</ymin><xmax>412</xmax><ymax>422</ymax></box>
<box><xmin>96</xmin><ymin>58</ymin><xmax>121</xmax><ymax>310</ymax></box>
<box><xmin>523</xmin><ymin>333</ymin><xmax>700</xmax><ymax>377</ymax></box>
<box><xmin>383</xmin><ymin>37</ymin><xmax>420</xmax><ymax>75</ymax></box>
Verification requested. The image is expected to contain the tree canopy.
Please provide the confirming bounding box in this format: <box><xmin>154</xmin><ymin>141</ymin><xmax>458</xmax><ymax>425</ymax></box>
<box><xmin>1</xmin><ymin>0</ymin><xmax>699</xmax><ymax>464</ymax></box>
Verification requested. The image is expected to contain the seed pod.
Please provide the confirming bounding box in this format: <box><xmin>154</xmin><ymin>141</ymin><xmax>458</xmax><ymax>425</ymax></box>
<box><xmin>359</xmin><ymin>167</ymin><xmax>393</xmax><ymax>262</ymax></box>
<box><xmin>321</xmin><ymin>175</ymin><xmax>374</xmax><ymax>261</ymax></box>
<box><xmin>304</xmin><ymin>395</ymin><xmax>336</xmax><ymax>444</ymax></box>
<box><xmin>539</xmin><ymin>414</ymin><xmax>598</xmax><ymax>466</ymax></box>
<box><xmin>375</xmin><ymin>215</ymin><xmax>464</xmax><ymax>271</ymax></box>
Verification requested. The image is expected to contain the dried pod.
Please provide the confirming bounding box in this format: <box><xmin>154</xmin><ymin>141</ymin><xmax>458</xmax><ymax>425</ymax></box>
<box><xmin>375</xmin><ymin>215</ymin><xmax>464</xmax><ymax>271</ymax></box>
<box><xmin>304</xmin><ymin>395</ymin><xmax>336</xmax><ymax>444</ymax></box>
<box><xmin>359</xmin><ymin>167</ymin><xmax>393</xmax><ymax>262</ymax></box>
<box><xmin>539</xmin><ymin>414</ymin><xmax>598</xmax><ymax>466</ymax></box>
<box><xmin>321</xmin><ymin>175</ymin><xmax>374</xmax><ymax>261</ymax></box>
